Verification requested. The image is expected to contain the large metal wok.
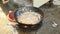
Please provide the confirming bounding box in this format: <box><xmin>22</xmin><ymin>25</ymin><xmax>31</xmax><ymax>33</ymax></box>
<box><xmin>14</xmin><ymin>6</ymin><xmax>44</xmax><ymax>31</ymax></box>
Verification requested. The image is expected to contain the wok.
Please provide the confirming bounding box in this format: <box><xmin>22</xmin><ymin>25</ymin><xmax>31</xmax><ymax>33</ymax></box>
<box><xmin>14</xmin><ymin>6</ymin><xmax>44</xmax><ymax>31</ymax></box>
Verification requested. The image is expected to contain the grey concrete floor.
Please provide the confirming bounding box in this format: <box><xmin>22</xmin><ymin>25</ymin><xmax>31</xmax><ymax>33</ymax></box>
<box><xmin>37</xmin><ymin>5</ymin><xmax>60</xmax><ymax>34</ymax></box>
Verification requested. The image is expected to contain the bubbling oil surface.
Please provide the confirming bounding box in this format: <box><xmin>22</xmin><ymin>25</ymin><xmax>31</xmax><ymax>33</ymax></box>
<box><xmin>17</xmin><ymin>12</ymin><xmax>41</xmax><ymax>24</ymax></box>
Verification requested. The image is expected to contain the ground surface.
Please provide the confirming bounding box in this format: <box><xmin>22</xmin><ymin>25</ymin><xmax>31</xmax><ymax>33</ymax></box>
<box><xmin>0</xmin><ymin>5</ymin><xmax>60</xmax><ymax>34</ymax></box>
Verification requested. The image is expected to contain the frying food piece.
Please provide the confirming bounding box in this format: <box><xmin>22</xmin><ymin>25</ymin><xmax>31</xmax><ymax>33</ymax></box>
<box><xmin>17</xmin><ymin>12</ymin><xmax>41</xmax><ymax>25</ymax></box>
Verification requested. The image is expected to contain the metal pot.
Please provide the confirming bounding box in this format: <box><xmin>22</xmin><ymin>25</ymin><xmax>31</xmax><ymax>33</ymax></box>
<box><xmin>14</xmin><ymin>6</ymin><xmax>44</xmax><ymax>31</ymax></box>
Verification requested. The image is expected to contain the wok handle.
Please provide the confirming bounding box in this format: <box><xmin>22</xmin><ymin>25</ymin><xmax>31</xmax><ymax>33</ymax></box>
<box><xmin>7</xmin><ymin>11</ymin><xmax>16</xmax><ymax>22</ymax></box>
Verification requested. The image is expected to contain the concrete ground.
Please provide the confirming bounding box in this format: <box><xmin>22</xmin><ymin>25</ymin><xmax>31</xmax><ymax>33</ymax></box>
<box><xmin>0</xmin><ymin>5</ymin><xmax>60</xmax><ymax>34</ymax></box>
